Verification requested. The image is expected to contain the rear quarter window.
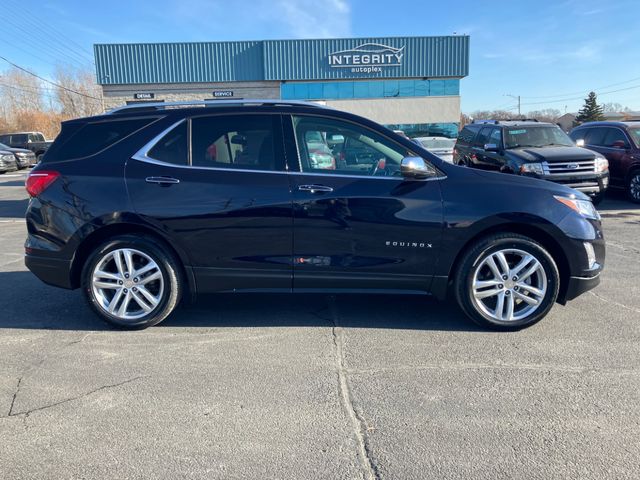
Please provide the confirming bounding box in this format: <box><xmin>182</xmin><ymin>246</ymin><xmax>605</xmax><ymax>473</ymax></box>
<box><xmin>50</xmin><ymin>118</ymin><xmax>155</xmax><ymax>161</ymax></box>
<box><xmin>457</xmin><ymin>127</ymin><xmax>478</xmax><ymax>144</ymax></box>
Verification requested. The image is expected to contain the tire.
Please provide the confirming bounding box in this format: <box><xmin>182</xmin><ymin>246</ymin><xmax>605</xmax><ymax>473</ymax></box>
<box><xmin>591</xmin><ymin>191</ymin><xmax>605</xmax><ymax>206</ymax></box>
<box><xmin>627</xmin><ymin>170</ymin><xmax>640</xmax><ymax>204</ymax></box>
<box><xmin>454</xmin><ymin>233</ymin><xmax>560</xmax><ymax>330</ymax></box>
<box><xmin>81</xmin><ymin>234</ymin><xmax>183</xmax><ymax>329</ymax></box>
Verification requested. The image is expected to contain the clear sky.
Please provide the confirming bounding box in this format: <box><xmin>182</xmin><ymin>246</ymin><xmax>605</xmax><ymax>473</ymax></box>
<box><xmin>2</xmin><ymin>0</ymin><xmax>639</xmax><ymax>114</ymax></box>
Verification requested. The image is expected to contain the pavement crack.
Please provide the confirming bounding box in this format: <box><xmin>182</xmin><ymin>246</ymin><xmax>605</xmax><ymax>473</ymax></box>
<box><xmin>7</xmin><ymin>377</ymin><xmax>23</xmax><ymax>417</ymax></box>
<box><xmin>328</xmin><ymin>296</ymin><xmax>379</xmax><ymax>480</ymax></box>
<box><xmin>589</xmin><ymin>291</ymin><xmax>640</xmax><ymax>315</ymax></box>
<box><xmin>3</xmin><ymin>376</ymin><xmax>146</xmax><ymax>419</ymax></box>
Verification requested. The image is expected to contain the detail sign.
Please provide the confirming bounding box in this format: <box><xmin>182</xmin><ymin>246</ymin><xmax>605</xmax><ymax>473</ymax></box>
<box><xmin>134</xmin><ymin>92</ymin><xmax>155</xmax><ymax>100</ymax></box>
<box><xmin>212</xmin><ymin>90</ymin><xmax>234</xmax><ymax>98</ymax></box>
<box><xmin>328</xmin><ymin>43</ymin><xmax>405</xmax><ymax>74</ymax></box>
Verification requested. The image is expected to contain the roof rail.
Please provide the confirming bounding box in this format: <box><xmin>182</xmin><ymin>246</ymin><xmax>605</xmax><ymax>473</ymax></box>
<box><xmin>107</xmin><ymin>99</ymin><xmax>327</xmax><ymax>115</ymax></box>
<box><xmin>472</xmin><ymin>120</ymin><xmax>500</xmax><ymax>125</ymax></box>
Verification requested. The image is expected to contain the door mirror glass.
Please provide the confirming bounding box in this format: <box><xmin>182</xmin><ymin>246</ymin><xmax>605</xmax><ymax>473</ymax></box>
<box><xmin>575</xmin><ymin>138</ymin><xmax>585</xmax><ymax>147</ymax></box>
<box><xmin>484</xmin><ymin>143</ymin><xmax>499</xmax><ymax>152</ymax></box>
<box><xmin>400</xmin><ymin>157</ymin><xmax>436</xmax><ymax>179</ymax></box>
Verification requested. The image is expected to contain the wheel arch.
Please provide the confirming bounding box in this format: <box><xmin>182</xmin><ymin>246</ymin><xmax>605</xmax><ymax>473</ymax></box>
<box><xmin>69</xmin><ymin>222</ymin><xmax>196</xmax><ymax>302</ymax></box>
<box><xmin>445</xmin><ymin>221</ymin><xmax>571</xmax><ymax>304</ymax></box>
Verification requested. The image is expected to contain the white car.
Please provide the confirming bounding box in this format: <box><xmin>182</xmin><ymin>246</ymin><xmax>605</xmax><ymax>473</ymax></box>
<box><xmin>414</xmin><ymin>136</ymin><xmax>456</xmax><ymax>163</ymax></box>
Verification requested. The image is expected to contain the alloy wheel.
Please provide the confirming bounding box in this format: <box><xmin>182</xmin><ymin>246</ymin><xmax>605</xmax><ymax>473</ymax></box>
<box><xmin>471</xmin><ymin>248</ymin><xmax>547</xmax><ymax>322</ymax></box>
<box><xmin>91</xmin><ymin>248</ymin><xmax>164</xmax><ymax>321</ymax></box>
<box><xmin>629</xmin><ymin>174</ymin><xmax>640</xmax><ymax>201</ymax></box>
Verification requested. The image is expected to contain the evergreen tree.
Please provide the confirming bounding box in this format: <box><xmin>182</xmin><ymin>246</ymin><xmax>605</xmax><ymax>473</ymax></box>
<box><xmin>575</xmin><ymin>91</ymin><xmax>604</xmax><ymax>124</ymax></box>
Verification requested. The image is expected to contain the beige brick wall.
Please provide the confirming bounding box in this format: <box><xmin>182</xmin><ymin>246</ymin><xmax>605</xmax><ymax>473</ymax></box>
<box><xmin>102</xmin><ymin>81</ymin><xmax>280</xmax><ymax>109</ymax></box>
<box><xmin>325</xmin><ymin>96</ymin><xmax>461</xmax><ymax>124</ymax></box>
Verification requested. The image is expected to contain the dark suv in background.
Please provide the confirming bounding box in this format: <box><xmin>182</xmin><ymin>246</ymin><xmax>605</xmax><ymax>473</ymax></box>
<box><xmin>569</xmin><ymin>122</ymin><xmax>640</xmax><ymax>203</ymax></box>
<box><xmin>24</xmin><ymin>100</ymin><xmax>604</xmax><ymax>330</ymax></box>
<box><xmin>454</xmin><ymin>120</ymin><xmax>610</xmax><ymax>204</ymax></box>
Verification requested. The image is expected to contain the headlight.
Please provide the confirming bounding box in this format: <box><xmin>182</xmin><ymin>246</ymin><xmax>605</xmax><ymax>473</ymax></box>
<box><xmin>554</xmin><ymin>195</ymin><xmax>600</xmax><ymax>220</ymax></box>
<box><xmin>0</xmin><ymin>154</ymin><xmax>13</xmax><ymax>162</ymax></box>
<box><xmin>520</xmin><ymin>162</ymin><xmax>544</xmax><ymax>175</ymax></box>
<box><xmin>595</xmin><ymin>157</ymin><xmax>609</xmax><ymax>173</ymax></box>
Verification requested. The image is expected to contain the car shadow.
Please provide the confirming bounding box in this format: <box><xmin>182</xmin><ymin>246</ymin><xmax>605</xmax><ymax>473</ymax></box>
<box><xmin>598</xmin><ymin>191</ymin><xmax>640</xmax><ymax>213</ymax></box>
<box><xmin>0</xmin><ymin>271</ymin><xmax>483</xmax><ymax>332</ymax></box>
<box><xmin>0</xmin><ymin>198</ymin><xmax>29</xmax><ymax>219</ymax></box>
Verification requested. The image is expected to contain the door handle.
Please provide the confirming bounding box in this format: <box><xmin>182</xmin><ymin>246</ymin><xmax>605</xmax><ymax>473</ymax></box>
<box><xmin>297</xmin><ymin>184</ymin><xmax>334</xmax><ymax>194</ymax></box>
<box><xmin>145</xmin><ymin>176</ymin><xmax>180</xmax><ymax>186</ymax></box>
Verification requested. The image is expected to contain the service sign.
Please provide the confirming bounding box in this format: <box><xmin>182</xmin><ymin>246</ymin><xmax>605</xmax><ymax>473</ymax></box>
<box><xmin>212</xmin><ymin>91</ymin><xmax>233</xmax><ymax>98</ymax></box>
<box><xmin>328</xmin><ymin>43</ymin><xmax>405</xmax><ymax>74</ymax></box>
<box><xmin>134</xmin><ymin>93</ymin><xmax>155</xmax><ymax>100</ymax></box>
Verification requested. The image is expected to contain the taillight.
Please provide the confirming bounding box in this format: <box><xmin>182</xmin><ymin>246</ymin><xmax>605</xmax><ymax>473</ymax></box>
<box><xmin>26</xmin><ymin>171</ymin><xmax>60</xmax><ymax>197</ymax></box>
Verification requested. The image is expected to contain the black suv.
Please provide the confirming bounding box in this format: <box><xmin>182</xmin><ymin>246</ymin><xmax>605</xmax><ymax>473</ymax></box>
<box><xmin>25</xmin><ymin>101</ymin><xmax>605</xmax><ymax>330</ymax></box>
<box><xmin>454</xmin><ymin>120</ymin><xmax>610</xmax><ymax>204</ymax></box>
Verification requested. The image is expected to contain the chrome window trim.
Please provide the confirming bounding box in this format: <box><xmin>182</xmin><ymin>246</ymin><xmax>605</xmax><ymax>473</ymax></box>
<box><xmin>132</xmin><ymin>119</ymin><xmax>188</xmax><ymax>165</ymax></box>
<box><xmin>132</xmin><ymin>114</ymin><xmax>446</xmax><ymax>181</ymax></box>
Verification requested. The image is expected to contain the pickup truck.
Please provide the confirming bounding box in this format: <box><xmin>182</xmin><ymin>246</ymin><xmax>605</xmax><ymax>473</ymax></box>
<box><xmin>0</xmin><ymin>132</ymin><xmax>52</xmax><ymax>161</ymax></box>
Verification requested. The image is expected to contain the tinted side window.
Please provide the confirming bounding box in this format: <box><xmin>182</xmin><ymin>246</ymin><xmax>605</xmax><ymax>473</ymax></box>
<box><xmin>474</xmin><ymin>127</ymin><xmax>492</xmax><ymax>147</ymax></box>
<box><xmin>191</xmin><ymin>115</ymin><xmax>281</xmax><ymax>171</ymax></box>
<box><xmin>603</xmin><ymin>128</ymin><xmax>629</xmax><ymax>148</ymax></box>
<box><xmin>147</xmin><ymin>122</ymin><xmax>188</xmax><ymax>165</ymax></box>
<box><xmin>584</xmin><ymin>127</ymin><xmax>607</xmax><ymax>146</ymax></box>
<box><xmin>292</xmin><ymin>115</ymin><xmax>414</xmax><ymax>177</ymax></box>
<box><xmin>489</xmin><ymin>128</ymin><xmax>502</xmax><ymax>146</ymax></box>
<box><xmin>55</xmin><ymin>118</ymin><xmax>154</xmax><ymax>160</ymax></box>
<box><xmin>457</xmin><ymin>126</ymin><xmax>478</xmax><ymax>144</ymax></box>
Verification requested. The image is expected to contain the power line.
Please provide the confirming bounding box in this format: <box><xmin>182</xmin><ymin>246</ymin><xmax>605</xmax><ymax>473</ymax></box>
<box><xmin>0</xmin><ymin>14</ymin><xmax>91</xmax><ymax>69</ymax></box>
<box><xmin>0</xmin><ymin>56</ymin><xmax>101</xmax><ymax>102</ymax></box>
<box><xmin>521</xmin><ymin>83</ymin><xmax>640</xmax><ymax>106</ymax></box>
<box><xmin>2</xmin><ymin>0</ymin><xmax>95</xmax><ymax>64</ymax></box>
<box><xmin>521</xmin><ymin>76</ymin><xmax>640</xmax><ymax>100</ymax></box>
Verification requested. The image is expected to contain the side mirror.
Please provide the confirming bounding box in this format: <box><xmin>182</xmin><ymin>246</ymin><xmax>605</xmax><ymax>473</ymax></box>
<box><xmin>483</xmin><ymin>143</ymin><xmax>499</xmax><ymax>152</ymax></box>
<box><xmin>400</xmin><ymin>156</ymin><xmax>436</xmax><ymax>179</ymax></box>
<box><xmin>612</xmin><ymin>140</ymin><xmax>628</xmax><ymax>149</ymax></box>
<box><xmin>230</xmin><ymin>134</ymin><xmax>247</xmax><ymax>146</ymax></box>
<box><xmin>575</xmin><ymin>139</ymin><xmax>585</xmax><ymax>147</ymax></box>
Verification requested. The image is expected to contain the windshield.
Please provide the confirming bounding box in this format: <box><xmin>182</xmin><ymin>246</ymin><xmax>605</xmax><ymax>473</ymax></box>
<box><xmin>504</xmin><ymin>126</ymin><xmax>574</xmax><ymax>149</ymax></box>
<box><xmin>0</xmin><ymin>143</ymin><xmax>11</xmax><ymax>150</ymax></box>
<box><xmin>420</xmin><ymin>138</ymin><xmax>456</xmax><ymax>149</ymax></box>
<box><xmin>629</xmin><ymin>127</ymin><xmax>640</xmax><ymax>147</ymax></box>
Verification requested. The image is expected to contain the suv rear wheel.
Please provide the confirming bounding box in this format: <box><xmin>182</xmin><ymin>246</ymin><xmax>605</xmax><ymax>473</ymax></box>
<box><xmin>454</xmin><ymin>233</ymin><xmax>560</xmax><ymax>330</ymax></box>
<box><xmin>82</xmin><ymin>235</ymin><xmax>183</xmax><ymax>329</ymax></box>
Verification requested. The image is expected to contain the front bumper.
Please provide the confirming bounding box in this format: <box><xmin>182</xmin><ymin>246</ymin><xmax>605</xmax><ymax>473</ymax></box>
<box><xmin>562</xmin><ymin>273</ymin><xmax>601</xmax><ymax>303</ymax></box>
<box><xmin>526</xmin><ymin>171</ymin><xmax>609</xmax><ymax>196</ymax></box>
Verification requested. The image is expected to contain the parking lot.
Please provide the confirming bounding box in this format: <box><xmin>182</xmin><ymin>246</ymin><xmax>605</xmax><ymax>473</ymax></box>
<box><xmin>0</xmin><ymin>170</ymin><xmax>638</xmax><ymax>479</ymax></box>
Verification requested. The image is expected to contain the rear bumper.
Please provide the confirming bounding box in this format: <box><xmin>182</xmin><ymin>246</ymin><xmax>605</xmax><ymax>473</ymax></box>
<box><xmin>560</xmin><ymin>273</ymin><xmax>601</xmax><ymax>303</ymax></box>
<box><xmin>25</xmin><ymin>254</ymin><xmax>74</xmax><ymax>289</ymax></box>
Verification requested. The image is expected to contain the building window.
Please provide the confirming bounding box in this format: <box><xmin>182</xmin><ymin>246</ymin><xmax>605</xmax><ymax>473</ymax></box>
<box><xmin>281</xmin><ymin>79</ymin><xmax>460</xmax><ymax>101</ymax></box>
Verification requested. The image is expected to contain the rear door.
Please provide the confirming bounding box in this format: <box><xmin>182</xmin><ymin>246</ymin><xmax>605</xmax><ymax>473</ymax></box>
<box><xmin>284</xmin><ymin>114</ymin><xmax>444</xmax><ymax>293</ymax></box>
<box><xmin>125</xmin><ymin>113</ymin><xmax>293</xmax><ymax>292</ymax></box>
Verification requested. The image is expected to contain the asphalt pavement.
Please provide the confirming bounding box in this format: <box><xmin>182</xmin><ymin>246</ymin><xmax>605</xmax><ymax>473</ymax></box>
<box><xmin>0</xmin><ymin>170</ymin><xmax>638</xmax><ymax>479</ymax></box>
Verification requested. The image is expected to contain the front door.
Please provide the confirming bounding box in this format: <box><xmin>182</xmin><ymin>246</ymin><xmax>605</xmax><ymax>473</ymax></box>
<box><xmin>284</xmin><ymin>114</ymin><xmax>444</xmax><ymax>293</ymax></box>
<box><xmin>125</xmin><ymin>113</ymin><xmax>293</xmax><ymax>292</ymax></box>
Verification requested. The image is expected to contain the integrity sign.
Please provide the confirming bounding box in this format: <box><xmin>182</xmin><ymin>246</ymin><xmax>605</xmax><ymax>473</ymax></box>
<box><xmin>328</xmin><ymin>43</ymin><xmax>405</xmax><ymax>74</ymax></box>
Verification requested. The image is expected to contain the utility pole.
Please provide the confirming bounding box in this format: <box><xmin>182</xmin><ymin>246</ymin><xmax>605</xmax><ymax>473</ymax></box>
<box><xmin>505</xmin><ymin>94</ymin><xmax>521</xmax><ymax>117</ymax></box>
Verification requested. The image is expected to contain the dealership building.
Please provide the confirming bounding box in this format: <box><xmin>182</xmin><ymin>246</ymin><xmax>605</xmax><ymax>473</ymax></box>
<box><xmin>94</xmin><ymin>36</ymin><xmax>469</xmax><ymax>137</ymax></box>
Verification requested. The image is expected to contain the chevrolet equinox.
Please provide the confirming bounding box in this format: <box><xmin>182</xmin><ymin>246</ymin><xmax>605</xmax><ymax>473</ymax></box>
<box><xmin>25</xmin><ymin>100</ymin><xmax>605</xmax><ymax>330</ymax></box>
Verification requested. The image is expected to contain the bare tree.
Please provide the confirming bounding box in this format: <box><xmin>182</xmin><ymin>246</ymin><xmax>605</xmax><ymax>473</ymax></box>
<box><xmin>526</xmin><ymin>109</ymin><xmax>562</xmax><ymax>123</ymax></box>
<box><xmin>53</xmin><ymin>64</ymin><xmax>103</xmax><ymax>118</ymax></box>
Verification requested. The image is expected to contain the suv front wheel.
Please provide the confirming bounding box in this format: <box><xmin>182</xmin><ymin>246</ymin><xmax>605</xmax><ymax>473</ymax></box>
<box><xmin>627</xmin><ymin>171</ymin><xmax>640</xmax><ymax>203</ymax></box>
<box><xmin>82</xmin><ymin>234</ymin><xmax>183</xmax><ymax>329</ymax></box>
<box><xmin>454</xmin><ymin>233</ymin><xmax>560</xmax><ymax>330</ymax></box>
